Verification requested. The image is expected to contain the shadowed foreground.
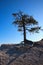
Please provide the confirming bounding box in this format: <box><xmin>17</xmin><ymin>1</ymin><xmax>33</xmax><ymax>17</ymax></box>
<box><xmin>0</xmin><ymin>39</ymin><xmax>43</xmax><ymax>65</ymax></box>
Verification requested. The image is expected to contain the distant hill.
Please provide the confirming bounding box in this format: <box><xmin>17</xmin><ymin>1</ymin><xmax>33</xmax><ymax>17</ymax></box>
<box><xmin>0</xmin><ymin>39</ymin><xmax>43</xmax><ymax>65</ymax></box>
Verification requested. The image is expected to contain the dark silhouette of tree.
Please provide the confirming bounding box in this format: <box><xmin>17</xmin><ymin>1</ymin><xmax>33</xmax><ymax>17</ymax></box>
<box><xmin>12</xmin><ymin>11</ymin><xmax>41</xmax><ymax>44</ymax></box>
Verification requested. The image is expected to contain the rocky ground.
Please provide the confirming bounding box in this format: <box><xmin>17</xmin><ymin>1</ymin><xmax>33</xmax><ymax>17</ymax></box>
<box><xmin>0</xmin><ymin>39</ymin><xmax>43</xmax><ymax>65</ymax></box>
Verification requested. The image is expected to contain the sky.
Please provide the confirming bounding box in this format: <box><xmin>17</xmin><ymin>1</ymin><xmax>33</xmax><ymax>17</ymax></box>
<box><xmin>0</xmin><ymin>0</ymin><xmax>43</xmax><ymax>44</ymax></box>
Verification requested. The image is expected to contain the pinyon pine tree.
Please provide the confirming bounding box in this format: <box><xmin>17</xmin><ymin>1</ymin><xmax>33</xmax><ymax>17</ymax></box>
<box><xmin>12</xmin><ymin>11</ymin><xmax>41</xmax><ymax>44</ymax></box>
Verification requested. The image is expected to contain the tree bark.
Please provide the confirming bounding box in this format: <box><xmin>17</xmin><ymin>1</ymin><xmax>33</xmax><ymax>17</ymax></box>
<box><xmin>23</xmin><ymin>22</ymin><xmax>26</xmax><ymax>44</ymax></box>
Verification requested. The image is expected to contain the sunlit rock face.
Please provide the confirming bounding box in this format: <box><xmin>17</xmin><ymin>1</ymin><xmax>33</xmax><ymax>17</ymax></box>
<box><xmin>0</xmin><ymin>39</ymin><xmax>43</xmax><ymax>65</ymax></box>
<box><xmin>0</xmin><ymin>51</ymin><xmax>9</xmax><ymax>65</ymax></box>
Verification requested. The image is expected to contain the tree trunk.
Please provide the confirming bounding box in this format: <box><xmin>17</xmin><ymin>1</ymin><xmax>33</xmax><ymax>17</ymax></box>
<box><xmin>23</xmin><ymin>22</ymin><xmax>26</xmax><ymax>44</ymax></box>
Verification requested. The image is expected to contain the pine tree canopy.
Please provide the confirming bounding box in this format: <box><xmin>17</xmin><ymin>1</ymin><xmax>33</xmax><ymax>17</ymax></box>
<box><xmin>12</xmin><ymin>11</ymin><xmax>41</xmax><ymax>33</ymax></box>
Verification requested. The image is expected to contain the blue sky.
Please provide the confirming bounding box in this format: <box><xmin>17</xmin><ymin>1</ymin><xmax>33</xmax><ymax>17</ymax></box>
<box><xmin>0</xmin><ymin>0</ymin><xmax>43</xmax><ymax>44</ymax></box>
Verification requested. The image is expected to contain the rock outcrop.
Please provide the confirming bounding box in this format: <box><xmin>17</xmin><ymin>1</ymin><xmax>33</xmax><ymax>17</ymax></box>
<box><xmin>0</xmin><ymin>39</ymin><xmax>43</xmax><ymax>65</ymax></box>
